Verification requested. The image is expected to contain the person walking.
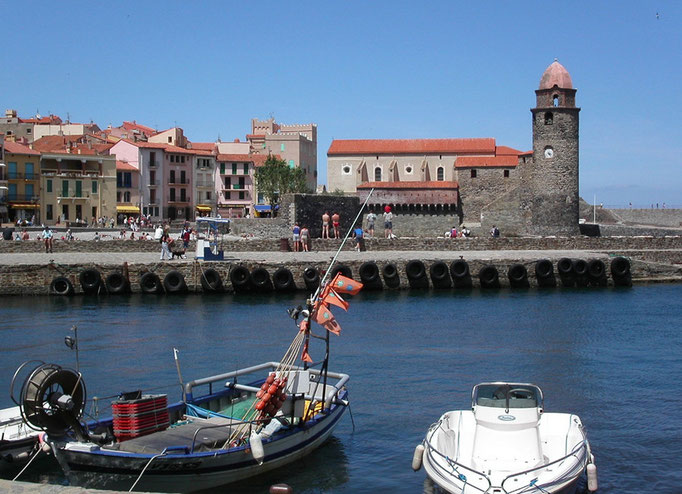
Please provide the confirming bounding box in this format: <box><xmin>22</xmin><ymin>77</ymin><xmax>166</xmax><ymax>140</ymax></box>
<box><xmin>160</xmin><ymin>231</ymin><xmax>172</xmax><ymax>260</ymax></box>
<box><xmin>383</xmin><ymin>206</ymin><xmax>393</xmax><ymax>239</ymax></box>
<box><xmin>332</xmin><ymin>212</ymin><xmax>340</xmax><ymax>239</ymax></box>
<box><xmin>321</xmin><ymin>211</ymin><xmax>330</xmax><ymax>239</ymax></box>
<box><xmin>41</xmin><ymin>225</ymin><xmax>54</xmax><ymax>253</ymax></box>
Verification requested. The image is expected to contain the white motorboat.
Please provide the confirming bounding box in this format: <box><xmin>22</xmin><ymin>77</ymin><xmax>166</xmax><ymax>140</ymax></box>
<box><xmin>415</xmin><ymin>382</ymin><xmax>598</xmax><ymax>494</ymax></box>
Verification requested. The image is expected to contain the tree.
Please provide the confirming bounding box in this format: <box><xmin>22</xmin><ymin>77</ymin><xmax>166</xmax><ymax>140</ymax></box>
<box><xmin>255</xmin><ymin>155</ymin><xmax>308</xmax><ymax>216</ymax></box>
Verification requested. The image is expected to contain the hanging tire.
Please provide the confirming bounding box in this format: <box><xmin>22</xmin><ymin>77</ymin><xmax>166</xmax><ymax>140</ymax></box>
<box><xmin>429</xmin><ymin>261</ymin><xmax>452</xmax><ymax>289</ymax></box>
<box><xmin>479</xmin><ymin>265</ymin><xmax>500</xmax><ymax>289</ymax></box>
<box><xmin>140</xmin><ymin>272</ymin><xmax>162</xmax><ymax>294</ymax></box>
<box><xmin>382</xmin><ymin>263</ymin><xmax>400</xmax><ymax>289</ymax></box>
<box><xmin>406</xmin><ymin>260</ymin><xmax>428</xmax><ymax>289</ymax></box>
<box><xmin>105</xmin><ymin>272</ymin><xmax>129</xmax><ymax>294</ymax></box>
<box><xmin>331</xmin><ymin>264</ymin><xmax>352</xmax><ymax>280</ymax></box>
<box><xmin>230</xmin><ymin>266</ymin><xmax>251</xmax><ymax>292</ymax></box>
<box><xmin>50</xmin><ymin>276</ymin><xmax>74</xmax><ymax>296</ymax></box>
<box><xmin>251</xmin><ymin>267</ymin><xmax>273</xmax><ymax>292</ymax></box>
<box><xmin>587</xmin><ymin>259</ymin><xmax>607</xmax><ymax>287</ymax></box>
<box><xmin>573</xmin><ymin>259</ymin><xmax>589</xmax><ymax>287</ymax></box>
<box><xmin>164</xmin><ymin>270</ymin><xmax>187</xmax><ymax>293</ymax></box>
<box><xmin>610</xmin><ymin>257</ymin><xmax>632</xmax><ymax>287</ymax></box>
<box><xmin>303</xmin><ymin>267</ymin><xmax>320</xmax><ymax>291</ymax></box>
<box><xmin>535</xmin><ymin>259</ymin><xmax>556</xmax><ymax>288</ymax></box>
<box><xmin>200</xmin><ymin>268</ymin><xmax>223</xmax><ymax>292</ymax></box>
<box><xmin>359</xmin><ymin>261</ymin><xmax>382</xmax><ymax>290</ymax></box>
<box><xmin>557</xmin><ymin>257</ymin><xmax>575</xmax><ymax>288</ymax></box>
<box><xmin>79</xmin><ymin>269</ymin><xmax>101</xmax><ymax>295</ymax></box>
<box><xmin>450</xmin><ymin>260</ymin><xmax>472</xmax><ymax>289</ymax></box>
<box><xmin>273</xmin><ymin>267</ymin><xmax>295</xmax><ymax>292</ymax></box>
<box><xmin>507</xmin><ymin>264</ymin><xmax>529</xmax><ymax>289</ymax></box>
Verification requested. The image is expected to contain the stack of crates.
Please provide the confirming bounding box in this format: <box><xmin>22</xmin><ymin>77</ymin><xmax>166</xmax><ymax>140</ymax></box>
<box><xmin>112</xmin><ymin>394</ymin><xmax>170</xmax><ymax>441</ymax></box>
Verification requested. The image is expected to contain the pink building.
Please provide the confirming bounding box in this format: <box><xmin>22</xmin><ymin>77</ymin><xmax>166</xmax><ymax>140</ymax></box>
<box><xmin>215</xmin><ymin>154</ymin><xmax>266</xmax><ymax>218</ymax></box>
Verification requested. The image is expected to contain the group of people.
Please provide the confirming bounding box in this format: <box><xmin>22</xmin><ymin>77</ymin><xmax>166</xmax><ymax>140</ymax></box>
<box><xmin>159</xmin><ymin>224</ymin><xmax>193</xmax><ymax>260</ymax></box>
<box><xmin>321</xmin><ymin>211</ymin><xmax>340</xmax><ymax>239</ymax></box>
<box><xmin>446</xmin><ymin>225</ymin><xmax>472</xmax><ymax>238</ymax></box>
<box><xmin>291</xmin><ymin>223</ymin><xmax>311</xmax><ymax>252</ymax></box>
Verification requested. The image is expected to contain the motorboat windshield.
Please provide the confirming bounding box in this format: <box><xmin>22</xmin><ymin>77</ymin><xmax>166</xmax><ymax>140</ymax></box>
<box><xmin>472</xmin><ymin>383</ymin><xmax>543</xmax><ymax>410</ymax></box>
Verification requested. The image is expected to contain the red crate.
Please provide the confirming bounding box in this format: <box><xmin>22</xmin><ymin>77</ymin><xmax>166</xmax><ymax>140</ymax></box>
<box><xmin>112</xmin><ymin>394</ymin><xmax>169</xmax><ymax>441</ymax></box>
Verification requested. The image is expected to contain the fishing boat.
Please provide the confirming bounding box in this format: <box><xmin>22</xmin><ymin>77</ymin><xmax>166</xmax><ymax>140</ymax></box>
<box><xmin>0</xmin><ymin>405</ymin><xmax>40</xmax><ymax>468</ymax></box>
<box><xmin>414</xmin><ymin>382</ymin><xmax>598</xmax><ymax>494</ymax></box>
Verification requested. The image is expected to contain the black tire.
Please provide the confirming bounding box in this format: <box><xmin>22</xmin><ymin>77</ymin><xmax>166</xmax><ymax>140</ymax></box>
<box><xmin>273</xmin><ymin>267</ymin><xmax>295</xmax><ymax>292</ymax></box>
<box><xmin>105</xmin><ymin>272</ymin><xmax>129</xmax><ymax>294</ymax></box>
<box><xmin>573</xmin><ymin>259</ymin><xmax>589</xmax><ymax>287</ymax></box>
<box><xmin>140</xmin><ymin>272</ymin><xmax>162</xmax><ymax>294</ymax></box>
<box><xmin>251</xmin><ymin>267</ymin><xmax>273</xmax><ymax>292</ymax></box>
<box><xmin>331</xmin><ymin>264</ymin><xmax>352</xmax><ymax>280</ymax></box>
<box><xmin>450</xmin><ymin>260</ymin><xmax>472</xmax><ymax>289</ymax></box>
<box><xmin>303</xmin><ymin>267</ymin><xmax>320</xmax><ymax>291</ymax></box>
<box><xmin>382</xmin><ymin>263</ymin><xmax>400</xmax><ymax>289</ymax></box>
<box><xmin>163</xmin><ymin>270</ymin><xmax>187</xmax><ymax>293</ymax></box>
<box><xmin>230</xmin><ymin>266</ymin><xmax>251</xmax><ymax>292</ymax></box>
<box><xmin>405</xmin><ymin>260</ymin><xmax>428</xmax><ymax>289</ymax></box>
<box><xmin>610</xmin><ymin>257</ymin><xmax>632</xmax><ymax>287</ymax></box>
<box><xmin>79</xmin><ymin>268</ymin><xmax>101</xmax><ymax>295</ymax></box>
<box><xmin>535</xmin><ymin>259</ymin><xmax>556</xmax><ymax>288</ymax></box>
<box><xmin>479</xmin><ymin>265</ymin><xmax>500</xmax><ymax>289</ymax></box>
<box><xmin>50</xmin><ymin>276</ymin><xmax>74</xmax><ymax>296</ymax></box>
<box><xmin>429</xmin><ymin>261</ymin><xmax>452</xmax><ymax>289</ymax></box>
<box><xmin>507</xmin><ymin>264</ymin><xmax>529</xmax><ymax>289</ymax></box>
<box><xmin>557</xmin><ymin>258</ymin><xmax>574</xmax><ymax>276</ymax></box>
<box><xmin>200</xmin><ymin>268</ymin><xmax>223</xmax><ymax>292</ymax></box>
<box><xmin>587</xmin><ymin>259</ymin><xmax>607</xmax><ymax>287</ymax></box>
<box><xmin>359</xmin><ymin>261</ymin><xmax>382</xmax><ymax>290</ymax></box>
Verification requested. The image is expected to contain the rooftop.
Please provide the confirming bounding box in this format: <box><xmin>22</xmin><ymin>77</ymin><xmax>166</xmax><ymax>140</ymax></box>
<box><xmin>328</xmin><ymin>138</ymin><xmax>496</xmax><ymax>156</ymax></box>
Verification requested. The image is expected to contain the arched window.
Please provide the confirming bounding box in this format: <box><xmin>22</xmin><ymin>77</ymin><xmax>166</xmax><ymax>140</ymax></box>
<box><xmin>544</xmin><ymin>112</ymin><xmax>553</xmax><ymax>125</ymax></box>
<box><xmin>374</xmin><ymin>167</ymin><xmax>382</xmax><ymax>181</ymax></box>
<box><xmin>437</xmin><ymin>167</ymin><xmax>444</xmax><ymax>181</ymax></box>
<box><xmin>552</xmin><ymin>95</ymin><xmax>559</xmax><ymax>107</ymax></box>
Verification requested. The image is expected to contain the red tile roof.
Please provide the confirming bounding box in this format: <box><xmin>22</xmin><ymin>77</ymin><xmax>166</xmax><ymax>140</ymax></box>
<box><xmin>357</xmin><ymin>181</ymin><xmax>459</xmax><ymax>189</ymax></box>
<box><xmin>328</xmin><ymin>138</ymin><xmax>496</xmax><ymax>155</ymax></box>
<box><xmin>19</xmin><ymin>115</ymin><xmax>62</xmax><ymax>125</ymax></box>
<box><xmin>495</xmin><ymin>145</ymin><xmax>522</xmax><ymax>156</ymax></box>
<box><xmin>121</xmin><ymin>139</ymin><xmax>212</xmax><ymax>155</ymax></box>
<box><xmin>122</xmin><ymin>121</ymin><xmax>157</xmax><ymax>136</ymax></box>
<box><xmin>4</xmin><ymin>141</ymin><xmax>41</xmax><ymax>156</ymax></box>
<box><xmin>189</xmin><ymin>142</ymin><xmax>216</xmax><ymax>152</ymax></box>
<box><xmin>116</xmin><ymin>160</ymin><xmax>138</xmax><ymax>171</ymax></box>
<box><xmin>455</xmin><ymin>156</ymin><xmax>519</xmax><ymax>168</ymax></box>
<box><xmin>246</xmin><ymin>134</ymin><xmax>266</xmax><ymax>139</ymax></box>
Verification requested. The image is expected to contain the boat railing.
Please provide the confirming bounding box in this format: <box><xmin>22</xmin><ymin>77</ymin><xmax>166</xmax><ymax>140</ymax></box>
<box><xmin>423</xmin><ymin>420</ymin><xmax>492</xmax><ymax>493</ymax></box>
<box><xmin>500</xmin><ymin>439</ymin><xmax>588</xmax><ymax>494</ymax></box>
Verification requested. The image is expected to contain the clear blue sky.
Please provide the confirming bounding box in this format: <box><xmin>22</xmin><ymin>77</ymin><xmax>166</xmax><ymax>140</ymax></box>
<box><xmin>4</xmin><ymin>1</ymin><xmax>681</xmax><ymax>206</ymax></box>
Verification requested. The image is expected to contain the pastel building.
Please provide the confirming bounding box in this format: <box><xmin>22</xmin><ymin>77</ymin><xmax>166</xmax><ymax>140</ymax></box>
<box><xmin>0</xmin><ymin>134</ymin><xmax>7</xmax><ymax>222</ymax></box>
<box><xmin>215</xmin><ymin>154</ymin><xmax>260</xmax><ymax>218</ymax></box>
<box><xmin>3</xmin><ymin>141</ymin><xmax>41</xmax><ymax>223</ymax></box>
<box><xmin>116</xmin><ymin>161</ymin><xmax>141</xmax><ymax>218</ymax></box>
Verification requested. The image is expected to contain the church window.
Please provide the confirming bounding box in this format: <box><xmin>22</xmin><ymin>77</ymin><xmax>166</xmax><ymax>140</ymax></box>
<box><xmin>553</xmin><ymin>95</ymin><xmax>559</xmax><ymax>107</ymax></box>
<box><xmin>342</xmin><ymin>165</ymin><xmax>351</xmax><ymax>175</ymax></box>
<box><xmin>437</xmin><ymin>167</ymin><xmax>444</xmax><ymax>181</ymax></box>
<box><xmin>544</xmin><ymin>112</ymin><xmax>553</xmax><ymax>125</ymax></box>
<box><xmin>374</xmin><ymin>167</ymin><xmax>382</xmax><ymax>181</ymax></box>
<box><xmin>504</xmin><ymin>170</ymin><xmax>510</xmax><ymax>178</ymax></box>
<box><xmin>405</xmin><ymin>165</ymin><xmax>413</xmax><ymax>174</ymax></box>
<box><xmin>470</xmin><ymin>169</ymin><xmax>477</xmax><ymax>178</ymax></box>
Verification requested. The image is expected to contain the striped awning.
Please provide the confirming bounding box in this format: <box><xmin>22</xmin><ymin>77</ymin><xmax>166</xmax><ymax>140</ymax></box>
<box><xmin>116</xmin><ymin>205</ymin><xmax>140</xmax><ymax>213</ymax></box>
<box><xmin>196</xmin><ymin>205</ymin><xmax>212</xmax><ymax>212</ymax></box>
<box><xmin>11</xmin><ymin>203</ymin><xmax>40</xmax><ymax>209</ymax></box>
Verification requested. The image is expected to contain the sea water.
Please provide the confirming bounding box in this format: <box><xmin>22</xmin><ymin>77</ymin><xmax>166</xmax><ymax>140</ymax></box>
<box><xmin>1</xmin><ymin>285</ymin><xmax>680</xmax><ymax>493</ymax></box>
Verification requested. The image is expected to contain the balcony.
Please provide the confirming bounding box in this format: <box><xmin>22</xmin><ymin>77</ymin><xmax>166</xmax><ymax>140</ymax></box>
<box><xmin>7</xmin><ymin>194</ymin><xmax>40</xmax><ymax>203</ymax></box>
<box><xmin>149</xmin><ymin>160</ymin><xmax>158</xmax><ymax>167</ymax></box>
<box><xmin>147</xmin><ymin>180</ymin><xmax>160</xmax><ymax>187</ymax></box>
<box><xmin>8</xmin><ymin>172</ymin><xmax>38</xmax><ymax>180</ymax></box>
<box><xmin>167</xmin><ymin>197</ymin><xmax>190</xmax><ymax>204</ymax></box>
<box><xmin>168</xmin><ymin>178</ymin><xmax>190</xmax><ymax>185</ymax></box>
<box><xmin>116</xmin><ymin>183</ymin><xmax>134</xmax><ymax>189</ymax></box>
<box><xmin>195</xmin><ymin>180</ymin><xmax>215</xmax><ymax>188</ymax></box>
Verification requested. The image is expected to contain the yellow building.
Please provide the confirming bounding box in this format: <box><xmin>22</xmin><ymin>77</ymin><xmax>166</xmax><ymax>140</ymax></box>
<box><xmin>4</xmin><ymin>141</ymin><xmax>42</xmax><ymax>224</ymax></box>
<box><xmin>40</xmin><ymin>152</ymin><xmax>116</xmax><ymax>226</ymax></box>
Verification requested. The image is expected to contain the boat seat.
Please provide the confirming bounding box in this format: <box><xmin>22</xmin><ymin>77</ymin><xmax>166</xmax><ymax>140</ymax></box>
<box><xmin>476</xmin><ymin>397</ymin><xmax>537</xmax><ymax>409</ymax></box>
<box><xmin>110</xmin><ymin>416</ymin><xmax>237</xmax><ymax>454</ymax></box>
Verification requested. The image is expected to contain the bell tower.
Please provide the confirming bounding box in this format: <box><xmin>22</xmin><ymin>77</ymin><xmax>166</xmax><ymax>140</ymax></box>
<box><xmin>529</xmin><ymin>59</ymin><xmax>580</xmax><ymax>235</ymax></box>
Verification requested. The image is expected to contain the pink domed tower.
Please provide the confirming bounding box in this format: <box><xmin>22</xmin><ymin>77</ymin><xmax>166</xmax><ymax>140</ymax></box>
<box><xmin>530</xmin><ymin>59</ymin><xmax>580</xmax><ymax>235</ymax></box>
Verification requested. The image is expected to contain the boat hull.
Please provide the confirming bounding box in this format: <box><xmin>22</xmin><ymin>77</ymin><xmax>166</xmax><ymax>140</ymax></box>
<box><xmin>54</xmin><ymin>399</ymin><xmax>347</xmax><ymax>493</ymax></box>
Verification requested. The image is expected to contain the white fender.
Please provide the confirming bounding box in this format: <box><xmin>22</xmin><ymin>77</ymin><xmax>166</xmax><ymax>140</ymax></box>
<box><xmin>250</xmin><ymin>432</ymin><xmax>265</xmax><ymax>465</ymax></box>
<box><xmin>412</xmin><ymin>444</ymin><xmax>425</xmax><ymax>471</ymax></box>
<box><xmin>587</xmin><ymin>462</ymin><xmax>598</xmax><ymax>491</ymax></box>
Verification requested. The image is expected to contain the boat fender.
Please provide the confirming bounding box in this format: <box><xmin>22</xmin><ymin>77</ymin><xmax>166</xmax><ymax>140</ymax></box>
<box><xmin>269</xmin><ymin>484</ymin><xmax>293</xmax><ymax>494</ymax></box>
<box><xmin>412</xmin><ymin>444</ymin><xmax>424</xmax><ymax>471</ymax></box>
<box><xmin>587</xmin><ymin>463</ymin><xmax>598</xmax><ymax>492</ymax></box>
<box><xmin>250</xmin><ymin>432</ymin><xmax>265</xmax><ymax>465</ymax></box>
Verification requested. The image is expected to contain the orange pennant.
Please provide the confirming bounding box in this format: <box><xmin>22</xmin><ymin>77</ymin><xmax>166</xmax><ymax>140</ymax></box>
<box><xmin>301</xmin><ymin>340</ymin><xmax>313</xmax><ymax>363</ymax></box>
<box><xmin>313</xmin><ymin>302</ymin><xmax>342</xmax><ymax>335</ymax></box>
<box><xmin>330</xmin><ymin>273</ymin><xmax>363</xmax><ymax>296</ymax></box>
<box><xmin>322</xmin><ymin>288</ymin><xmax>349</xmax><ymax>311</ymax></box>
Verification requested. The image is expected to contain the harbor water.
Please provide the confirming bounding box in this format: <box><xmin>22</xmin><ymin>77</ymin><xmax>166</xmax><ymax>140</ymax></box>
<box><xmin>1</xmin><ymin>285</ymin><xmax>681</xmax><ymax>493</ymax></box>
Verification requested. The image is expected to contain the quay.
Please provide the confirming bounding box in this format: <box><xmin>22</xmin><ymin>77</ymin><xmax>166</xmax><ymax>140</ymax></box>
<box><xmin>0</xmin><ymin>479</ymin><xmax>156</xmax><ymax>494</ymax></box>
<box><xmin>0</xmin><ymin>236</ymin><xmax>680</xmax><ymax>295</ymax></box>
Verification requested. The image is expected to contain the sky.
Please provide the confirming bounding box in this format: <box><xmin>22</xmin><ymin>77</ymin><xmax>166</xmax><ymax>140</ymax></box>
<box><xmin>3</xmin><ymin>1</ymin><xmax>681</xmax><ymax>207</ymax></box>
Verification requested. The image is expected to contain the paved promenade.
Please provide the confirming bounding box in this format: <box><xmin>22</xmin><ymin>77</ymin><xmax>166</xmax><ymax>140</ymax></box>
<box><xmin>0</xmin><ymin>479</ymin><xmax>155</xmax><ymax>494</ymax></box>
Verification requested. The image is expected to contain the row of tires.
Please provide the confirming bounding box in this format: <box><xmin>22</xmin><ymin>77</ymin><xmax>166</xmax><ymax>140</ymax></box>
<box><xmin>48</xmin><ymin>257</ymin><xmax>632</xmax><ymax>296</ymax></box>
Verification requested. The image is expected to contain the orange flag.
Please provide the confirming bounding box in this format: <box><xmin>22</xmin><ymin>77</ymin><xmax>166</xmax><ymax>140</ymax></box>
<box><xmin>301</xmin><ymin>339</ymin><xmax>313</xmax><ymax>363</ymax></box>
<box><xmin>313</xmin><ymin>302</ymin><xmax>342</xmax><ymax>335</ymax></box>
<box><xmin>330</xmin><ymin>273</ymin><xmax>363</xmax><ymax>296</ymax></box>
<box><xmin>322</xmin><ymin>288</ymin><xmax>349</xmax><ymax>311</ymax></box>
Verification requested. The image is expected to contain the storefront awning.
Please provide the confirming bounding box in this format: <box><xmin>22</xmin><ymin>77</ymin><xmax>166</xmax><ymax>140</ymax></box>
<box><xmin>116</xmin><ymin>205</ymin><xmax>140</xmax><ymax>213</ymax></box>
<box><xmin>11</xmin><ymin>203</ymin><xmax>40</xmax><ymax>209</ymax></box>
<box><xmin>254</xmin><ymin>204</ymin><xmax>279</xmax><ymax>212</ymax></box>
<box><xmin>195</xmin><ymin>205</ymin><xmax>212</xmax><ymax>212</ymax></box>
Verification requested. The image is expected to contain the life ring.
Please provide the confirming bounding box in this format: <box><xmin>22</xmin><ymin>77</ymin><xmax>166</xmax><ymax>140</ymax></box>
<box><xmin>163</xmin><ymin>270</ymin><xmax>187</xmax><ymax>293</ymax></box>
<box><xmin>140</xmin><ymin>272</ymin><xmax>162</xmax><ymax>294</ymax></box>
<box><xmin>429</xmin><ymin>261</ymin><xmax>451</xmax><ymax>289</ymax></box>
<box><xmin>50</xmin><ymin>277</ymin><xmax>74</xmax><ymax>296</ymax></box>
<box><xmin>478</xmin><ymin>265</ymin><xmax>500</xmax><ymax>289</ymax></box>
<box><xmin>405</xmin><ymin>260</ymin><xmax>428</xmax><ymax>289</ymax></box>
<box><xmin>382</xmin><ymin>263</ymin><xmax>400</xmax><ymax>289</ymax></box>
<box><xmin>105</xmin><ymin>272</ymin><xmax>129</xmax><ymax>294</ymax></box>
<box><xmin>79</xmin><ymin>269</ymin><xmax>101</xmax><ymax>295</ymax></box>
<box><xmin>534</xmin><ymin>259</ymin><xmax>556</xmax><ymax>288</ymax></box>
<box><xmin>230</xmin><ymin>266</ymin><xmax>251</xmax><ymax>292</ymax></box>
<box><xmin>507</xmin><ymin>264</ymin><xmax>529</xmax><ymax>288</ymax></box>
<box><xmin>359</xmin><ymin>262</ymin><xmax>382</xmax><ymax>289</ymax></box>
<box><xmin>303</xmin><ymin>267</ymin><xmax>320</xmax><ymax>291</ymax></box>
<box><xmin>200</xmin><ymin>268</ymin><xmax>223</xmax><ymax>292</ymax></box>
<box><xmin>273</xmin><ymin>267</ymin><xmax>295</xmax><ymax>292</ymax></box>
<box><xmin>251</xmin><ymin>268</ymin><xmax>273</xmax><ymax>292</ymax></box>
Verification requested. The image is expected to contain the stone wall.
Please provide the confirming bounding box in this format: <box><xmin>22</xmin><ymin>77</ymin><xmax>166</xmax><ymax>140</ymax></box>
<box><xmin>293</xmin><ymin>193</ymin><xmax>361</xmax><ymax>238</ymax></box>
<box><xmin>609</xmin><ymin>209</ymin><xmax>682</xmax><ymax>228</ymax></box>
<box><xmin>457</xmin><ymin>166</ymin><xmax>520</xmax><ymax>223</ymax></box>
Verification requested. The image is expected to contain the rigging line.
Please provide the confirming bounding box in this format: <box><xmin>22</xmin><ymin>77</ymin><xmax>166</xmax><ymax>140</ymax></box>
<box><xmin>129</xmin><ymin>451</ymin><xmax>168</xmax><ymax>492</ymax></box>
<box><xmin>12</xmin><ymin>444</ymin><xmax>42</xmax><ymax>481</ymax></box>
